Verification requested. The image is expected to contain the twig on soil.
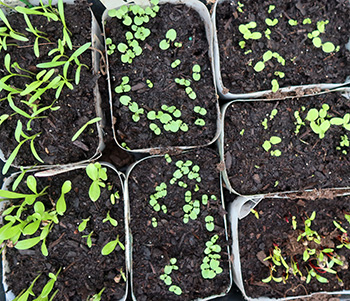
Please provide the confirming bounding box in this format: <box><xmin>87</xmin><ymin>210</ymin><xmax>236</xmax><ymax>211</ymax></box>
<box><xmin>284</xmin><ymin>283</ymin><xmax>308</xmax><ymax>298</ymax></box>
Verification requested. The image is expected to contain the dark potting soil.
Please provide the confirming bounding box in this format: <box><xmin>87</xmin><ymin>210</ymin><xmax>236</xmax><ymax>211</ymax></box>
<box><xmin>237</xmin><ymin>194</ymin><xmax>350</xmax><ymax>298</ymax></box>
<box><xmin>105</xmin><ymin>3</ymin><xmax>218</xmax><ymax>150</ymax></box>
<box><xmin>0</xmin><ymin>1</ymin><xmax>100</xmax><ymax>167</ymax></box>
<box><xmin>128</xmin><ymin>148</ymin><xmax>231</xmax><ymax>300</ymax></box>
<box><xmin>4</xmin><ymin>167</ymin><xmax>126</xmax><ymax>300</ymax></box>
<box><xmin>224</xmin><ymin>91</ymin><xmax>350</xmax><ymax>195</ymax></box>
<box><xmin>216</xmin><ymin>0</ymin><xmax>350</xmax><ymax>94</ymax></box>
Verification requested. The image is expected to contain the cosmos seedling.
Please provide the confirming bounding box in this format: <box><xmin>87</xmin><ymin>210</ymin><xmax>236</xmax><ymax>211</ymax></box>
<box><xmin>201</xmin><ymin>234</ymin><xmax>223</xmax><ymax>279</ymax></box>
<box><xmin>159</xmin><ymin>29</ymin><xmax>177</xmax><ymax>50</ymax></box>
<box><xmin>106</xmin><ymin>37</ymin><xmax>116</xmax><ymax>55</ymax></box>
<box><xmin>101</xmin><ymin>235</ymin><xmax>125</xmax><ymax>255</ymax></box>
<box><xmin>238</xmin><ymin>22</ymin><xmax>262</xmax><ymax>40</ymax></box>
<box><xmin>262</xmin><ymin>136</ymin><xmax>282</xmax><ymax>157</ymax></box>
<box><xmin>86</xmin><ymin>163</ymin><xmax>107</xmax><ymax>202</ymax></box>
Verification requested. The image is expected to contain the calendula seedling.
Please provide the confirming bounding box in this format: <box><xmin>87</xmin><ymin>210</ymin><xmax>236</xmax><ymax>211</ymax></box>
<box><xmin>101</xmin><ymin>235</ymin><xmax>125</xmax><ymax>255</ymax></box>
<box><xmin>86</xmin><ymin>163</ymin><xmax>108</xmax><ymax>202</ymax></box>
<box><xmin>103</xmin><ymin>211</ymin><xmax>118</xmax><ymax>227</ymax></box>
<box><xmin>238</xmin><ymin>21</ymin><xmax>262</xmax><ymax>40</ymax></box>
<box><xmin>82</xmin><ymin>231</ymin><xmax>94</xmax><ymax>248</ymax></box>
<box><xmin>106</xmin><ymin>37</ymin><xmax>116</xmax><ymax>55</ymax></box>
<box><xmin>159</xmin><ymin>29</ymin><xmax>177</xmax><ymax>50</ymax></box>
<box><xmin>192</xmin><ymin>64</ymin><xmax>201</xmax><ymax>81</ymax></box>
<box><xmin>78</xmin><ymin>217</ymin><xmax>91</xmax><ymax>232</ymax></box>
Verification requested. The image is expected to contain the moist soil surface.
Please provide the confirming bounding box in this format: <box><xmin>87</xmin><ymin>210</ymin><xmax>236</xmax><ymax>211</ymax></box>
<box><xmin>236</xmin><ymin>194</ymin><xmax>350</xmax><ymax>298</ymax></box>
<box><xmin>128</xmin><ymin>148</ymin><xmax>231</xmax><ymax>300</ymax></box>
<box><xmin>216</xmin><ymin>0</ymin><xmax>350</xmax><ymax>94</ymax></box>
<box><xmin>105</xmin><ymin>3</ymin><xmax>218</xmax><ymax>150</ymax></box>
<box><xmin>0</xmin><ymin>1</ymin><xmax>100</xmax><ymax>167</ymax></box>
<box><xmin>224</xmin><ymin>91</ymin><xmax>350</xmax><ymax>195</ymax></box>
<box><xmin>4</xmin><ymin>166</ymin><xmax>126</xmax><ymax>300</ymax></box>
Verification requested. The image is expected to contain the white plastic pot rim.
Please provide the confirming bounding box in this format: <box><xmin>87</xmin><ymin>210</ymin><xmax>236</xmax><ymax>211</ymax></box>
<box><xmin>102</xmin><ymin>0</ymin><xmax>222</xmax><ymax>153</ymax></box>
<box><xmin>125</xmin><ymin>153</ymin><xmax>232</xmax><ymax>301</ymax></box>
<box><xmin>0</xmin><ymin>162</ymin><xmax>128</xmax><ymax>301</ymax></box>
<box><xmin>228</xmin><ymin>194</ymin><xmax>350</xmax><ymax>301</ymax></box>
<box><xmin>211</xmin><ymin>0</ymin><xmax>350</xmax><ymax>100</ymax></box>
<box><xmin>0</xmin><ymin>0</ymin><xmax>105</xmax><ymax>171</ymax></box>
<box><xmin>219</xmin><ymin>87</ymin><xmax>350</xmax><ymax>197</ymax></box>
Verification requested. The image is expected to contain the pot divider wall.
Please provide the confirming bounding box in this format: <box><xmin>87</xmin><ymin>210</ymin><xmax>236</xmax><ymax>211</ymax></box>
<box><xmin>219</xmin><ymin>88</ymin><xmax>350</xmax><ymax>196</ymax></box>
<box><xmin>228</xmin><ymin>192</ymin><xmax>350</xmax><ymax>300</ymax></box>
<box><xmin>0</xmin><ymin>0</ymin><xmax>105</xmax><ymax>172</ymax></box>
<box><xmin>212</xmin><ymin>0</ymin><xmax>350</xmax><ymax>100</ymax></box>
<box><xmin>0</xmin><ymin>162</ymin><xmax>128</xmax><ymax>300</ymax></box>
<box><xmin>125</xmin><ymin>149</ymin><xmax>232</xmax><ymax>300</ymax></box>
<box><xmin>102</xmin><ymin>0</ymin><xmax>222</xmax><ymax>153</ymax></box>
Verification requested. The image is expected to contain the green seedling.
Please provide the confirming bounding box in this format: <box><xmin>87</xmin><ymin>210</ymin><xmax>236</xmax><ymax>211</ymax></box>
<box><xmin>171</xmin><ymin>59</ymin><xmax>181</xmax><ymax>68</ymax></box>
<box><xmin>115</xmin><ymin>76</ymin><xmax>131</xmax><ymax>93</ymax></box>
<box><xmin>265</xmin><ymin>18</ymin><xmax>278</xmax><ymax>26</ymax></box>
<box><xmin>56</xmin><ymin>180</ymin><xmax>72</xmax><ymax>215</ymax></box>
<box><xmin>56</xmin><ymin>0</ymin><xmax>72</xmax><ymax>49</ymax></box>
<box><xmin>106</xmin><ymin>37</ymin><xmax>116</xmax><ymax>55</ymax></box>
<box><xmin>336</xmin><ymin>135</ymin><xmax>349</xmax><ymax>154</ymax></box>
<box><xmin>303</xmin><ymin>18</ymin><xmax>312</xmax><ymax>24</ymax></box>
<box><xmin>307</xmin><ymin>20</ymin><xmax>339</xmax><ymax>53</ymax></box>
<box><xmin>78</xmin><ymin>217</ymin><xmax>90</xmax><ymax>232</ymax></box>
<box><xmin>192</xmin><ymin>64</ymin><xmax>201</xmax><ymax>81</ymax></box>
<box><xmin>82</xmin><ymin>231</ymin><xmax>94</xmax><ymax>248</ymax></box>
<box><xmin>103</xmin><ymin>211</ymin><xmax>118</xmax><ymax>227</ymax></box>
<box><xmin>201</xmin><ymin>234</ymin><xmax>223</xmax><ymax>279</ymax></box>
<box><xmin>288</xmin><ymin>19</ymin><xmax>298</xmax><ymax>26</ymax></box>
<box><xmin>71</xmin><ymin>117</ymin><xmax>101</xmax><ymax>141</ymax></box>
<box><xmin>264</xmin><ymin>245</ymin><xmax>289</xmax><ymax>273</ymax></box>
<box><xmin>159</xmin><ymin>29</ymin><xmax>177</xmax><ymax>50</ymax></box>
<box><xmin>254</xmin><ymin>50</ymin><xmax>286</xmax><ymax>72</ymax></box>
<box><xmin>268</xmin><ymin>5</ymin><xmax>275</xmax><ymax>13</ymax></box>
<box><xmin>146</xmin><ymin>79</ymin><xmax>153</xmax><ymax>88</ymax></box>
<box><xmin>134</xmin><ymin>26</ymin><xmax>151</xmax><ymax>41</ymax></box>
<box><xmin>86</xmin><ymin>163</ymin><xmax>107</xmax><ymax>202</ymax></box>
<box><xmin>297</xmin><ymin>211</ymin><xmax>321</xmax><ymax>244</ymax></box>
<box><xmin>237</xmin><ymin>1</ymin><xmax>244</xmax><ymax>12</ymax></box>
<box><xmin>149</xmin><ymin>182</ymin><xmax>167</xmax><ymax>213</ymax></box>
<box><xmin>205</xmin><ymin>216</ymin><xmax>215</xmax><ymax>231</ymax></box>
<box><xmin>151</xmin><ymin>217</ymin><xmax>157</xmax><ymax>228</ymax></box>
<box><xmin>185</xmin><ymin>86</ymin><xmax>196</xmax><ymax>100</ymax></box>
<box><xmin>262</xmin><ymin>136</ymin><xmax>282</xmax><ymax>156</ymax></box>
<box><xmin>305</xmin><ymin>104</ymin><xmax>330</xmax><ymax>139</ymax></box>
<box><xmin>240</xmin><ymin>129</ymin><xmax>245</xmax><ymax>136</ymax></box>
<box><xmin>262</xmin><ymin>265</ymin><xmax>283</xmax><ymax>283</ymax></box>
<box><xmin>160</xmin><ymin>258</ymin><xmax>182</xmax><ymax>294</ymax></box>
<box><xmin>110</xmin><ymin>189</ymin><xmax>120</xmax><ymax>205</ymax></box>
<box><xmin>239</xmin><ymin>41</ymin><xmax>246</xmax><ymax>49</ymax></box>
<box><xmin>101</xmin><ymin>235</ymin><xmax>125</xmax><ymax>255</ymax></box>
<box><xmin>194</xmin><ymin>106</ymin><xmax>207</xmax><ymax>116</ymax></box>
<box><xmin>238</xmin><ymin>21</ymin><xmax>262</xmax><ymax>40</ymax></box>
<box><xmin>294</xmin><ymin>110</ymin><xmax>305</xmax><ymax>134</ymax></box>
<box><xmin>169</xmin><ymin>285</ymin><xmax>182</xmax><ymax>295</ymax></box>
<box><xmin>264</xmin><ymin>28</ymin><xmax>271</xmax><ymax>39</ymax></box>
<box><xmin>250</xmin><ymin>209</ymin><xmax>259</xmax><ymax>219</ymax></box>
<box><xmin>2</xmin><ymin>120</ymin><xmax>43</xmax><ymax>175</ymax></box>
<box><xmin>271</xmin><ymin>79</ymin><xmax>279</xmax><ymax>93</ymax></box>
<box><xmin>88</xmin><ymin>288</ymin><xmax>105</xmax><ymax>301</ymax></box>
<box><xmin>108</xmin><ymin>5</ymin><xmax>132</xmax><ymax>26</ymax></box>
<box><xmin>330</xmin><ymin>113</ymin><xmax>350</xmax><ymax>130</ymax></box>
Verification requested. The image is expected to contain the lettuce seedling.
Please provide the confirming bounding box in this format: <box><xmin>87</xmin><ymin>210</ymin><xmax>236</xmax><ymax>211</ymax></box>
<box><xmin>86</xmin><ymin>163</ymin><xmax>108</xmax><ymax>202</ymax></box>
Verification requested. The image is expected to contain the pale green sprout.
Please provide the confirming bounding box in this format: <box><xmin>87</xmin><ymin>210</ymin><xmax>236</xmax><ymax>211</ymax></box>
<box><xmin>240</xmin><ymin>129</ymin><xmax>245</xmax><ymax>136</ymax></box>
<box><xmin>88</xmin><ymin>288</ymin><xmax>106</xmax><ymax>301</ymax></box>
<box><xmin>303</xmin><ymin>18</ymin><xmax>312</xmax><ymax>25</ymax></box>
<box><xmin>192</xmin><ymin>64</ymin><xmax>201</xmax><ymax>81</ymax></box>
<box><xmin>86</xmin><ymin>163</ymin><xmax>108</xmax><ymax>202</ymax></box>
<box><xmin>169</xmin><ymin>285</ymin><xmax>182</xmax><ymax>295</ymax></box>
<box><xmin>108</xmin><ymin>6</ymin><xmax>132</xmax><ymax>26</ymax></box>
<box><xmin>150</xmin><ymin>123</ymin><xmax>161</xmax><ymax>135</ymax></box>
<box><xmin>288</xmin><ymin>19</ymin><xmax>298</xmax><ymax>26</ymax></box>
<box><xmin>264</xmin><ymin>28</ymin><xmax>271</xmax><ymax>39</ymax></box>
<box><xmin>268</xmin><ymin>5</ymin><xmax>275</xmax><ymax>14</ymax></box>
<box><xmin>271</xmin><ymin>79</ymin><xmax>279</xmax><ymax>93</ymax></box>
<box><xmin>82</xmin><ymin>231</ymin><xmax>94</xmax><ymax>248</ymax></box>
<box><xmin>159</xmin><ymin>29</ymin><xmax>177</xmax><ymax>50</ymax></box>
<box><xmin>265</xmin><ymin>18</ymin><xmax>278</xmax><ymax>26</ymax></box>
<box><xmin>262</xmin><ymin>136</ymin><xmax>282</xmax><ymax>157</ymax></box>
<box><xmin>146</xmin><ymin>79</ymin><xmax>153</xmax><ymax>88</ymax></box>
<box><xmin>239</xmin><ymin>41</ymin><xmax>246</xmax><ymax>49</ymax></box>
<box><xmin>238</xmin><ymin>22</ymin><xmax>262</xmax><ymax>40</ymax></box>
<box><xmin>101</xmin><ymin>235</ymin><xmax>125</xmax><ymax>255</ymax></box>
<box><xmin>106</xmin><ymin>37</ymin><xmax>116</xmax><ymax>55</ymax></box>
<box><xmin>305</xmin><ymin>104</ymin><xmax>330</xmax><ymax>139</ymax></box>
<box><xmin>201</xmin><ymin>235</ymin><xmax>223</xmax><ymax>279</ymax></box>
<box><xmin>205</xmin><ymin>216</ymin><xmax>215</xmax><ymax>231</ymax></box>
<box><xmin>250</xmin><ymin>209</ymin><xmax>259</xmax><ymax>219</ymax></box>
<box><xmin>237</xmin><ymin>1</ymin><xmax>244</xmax><ymax>12</ymax></box>
<box><xmin>103</xmin><ymin>211</ymin><xmax>118</xmax><ymax>227</ymax></box>
<box><xmin>56</xmin><ymin>180</ymin><xmax>72</xmax><ymax>215</ymax></box>
<box><xmin>151</xmin><ymin>217</ymin><xmax>157</xmax><ymax>228</ymax></box>
<box><xmin>194</xmin><ymin>106</ymin><xmax>207</xmax><ymax>116</ymax></box>
<box><xmin>195</xmin><ymin>118</ymin><xmax>205</xmax><ymax>126</ymax></box>
<box><xmin>78</xmin><ymin>217</ymin><xmax>91</xmax><ymax>232</ymax></box>
<box><xmin>171</xmin><ymin>59</ymin><xmax>181</xmax><ymax>68</ymax></box>
<box><xmin>115</xmin><ymin>76</ymin><xmax>131</xmax><ymax>93</ymax></box>
<box><xmin>71</xmin><ymin>117</ymin><xmax>101</xmax><ymax>141</ymax></box>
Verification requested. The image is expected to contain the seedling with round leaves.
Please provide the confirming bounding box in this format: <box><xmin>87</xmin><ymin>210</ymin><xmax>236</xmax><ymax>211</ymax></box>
<box><xmin>171</xmin><ymin>59</ymin><xmax>181</xmax><ymax>68</ymax></box>
<box><xmin>115</xmin><ymin>76</ymin><xmax>131</xmax><ymax>94</ymax></box>
<box><xmin>205</xmin><ymin>216</ymin><xmax>215</xmax><ymax>232</ymax></box>
<box><xmin>194</xmin><ymin>106</ymin><xmax>207</xmax><ymax>116</ymax></box>
<box><xmin>149</xmin><ymin>182</ymin><xmax>168</xmax><ymax>213</ymax></box>
<box><xmin>134</xmin><ymin>26</ymin><xmax>151</xmax><ymax>41</ymax></box>
<box><xmin>78</xmin><ymin>216</ymin><xmax>91</xmax><ymax>232</ymax></box>
<box><xmin>305</xmin><ymin>104</ymin><xmax>331</xmax><ymax>139</ymax></box>
<box><xmin>108</xmin><ymin>6</ymin><xmax>132</xmax><ymax>26</ymax></box>
<box><xmin>265</xmin><ymin>18</ymin><xmax>278</xmax><ymax>27</ymax></box>
<box><xmin>106</xmin><ymin>37</ymin><xmax>116</xmax><ymax>55</ymax></box>
<box><xmin>262</xmin><ymin>136</ymin><xmax>282</xmax><ymax>157</ymax></box>
<box><xmin>86</xmin><ymin>163</ymin><xmax>108</xmax><ymax>202</ymax></box>
<box><xmin>128</xmin><ymin>101</ymin><xmax>144</xmax><ymax>122</ymax></box>
<box><xmin>201</xmin><ymin>234</ymin><xmax>223</xmax><ymax>279</ymax></box>
<box><xmin>192</xmin><ymin>64</ymin><xmax>201</xmax><ymax>81</ymax></box>
<box><xmin>238</xmin><ymin>21</ymin><xmax>262</xmax><ymax>40</ymax></box>
<box><xmin>159</xmin><ymin>28</ymin><xmax>177</xmax><ymax>50</ymax></box>
<box><xmin>307</xmin><ymin>20</ymin><xmax>339</xmax><ymax>53</ymax></box>
<box><xmin>160</xmin><ymin>258</ymin><xmax>182</xmax><ymax>295</ymax></box>
<box><xmin>336</xmin><ymin>135</ymin><xmax>349</xmax><ymax>155</ymax></box>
